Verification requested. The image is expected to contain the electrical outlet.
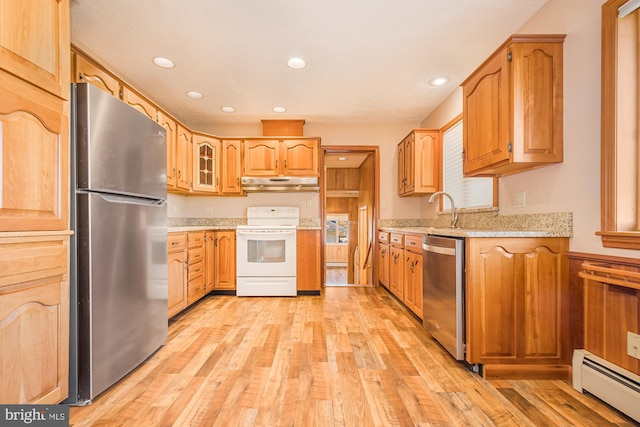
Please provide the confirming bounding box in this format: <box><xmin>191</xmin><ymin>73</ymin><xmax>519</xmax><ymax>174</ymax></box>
<box><xmin>306</xmin><ymin>199</ymin><xmax>312</xmax><ymax>208</ymax></box>
<box><xmin>513</xmin><ymin>191</ymin><xmax>526</xmax><ymax>208</ymax></box>
<box><xmin>204</xmin><ymin>206</ymin><xmax>214</xmax><ymax>215</ymax></box>
<box><xmin>627</xmin><ymin>331</ymin><xmax>640</xmax><ymax>359</ymax></box>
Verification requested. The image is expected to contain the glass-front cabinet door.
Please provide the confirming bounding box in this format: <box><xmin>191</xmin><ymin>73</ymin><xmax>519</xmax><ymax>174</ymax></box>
<box><xmin>192</xmin><ymin>134</ymin><xmax>220</xmax><ymax>193</ymax></box>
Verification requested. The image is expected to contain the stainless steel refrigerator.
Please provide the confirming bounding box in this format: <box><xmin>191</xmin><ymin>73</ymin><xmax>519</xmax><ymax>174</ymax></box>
<box><xmin>67</xmin><ymin>83</ymin><xmax>168</xmax><ymax>404</ymax></box>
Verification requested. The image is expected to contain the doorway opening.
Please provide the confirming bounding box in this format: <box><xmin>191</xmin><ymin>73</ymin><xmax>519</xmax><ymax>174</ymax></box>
<box><xmin>321</xmin><ymin>146</ymin><xmax>379</xmax><ymax>287</ymax></box>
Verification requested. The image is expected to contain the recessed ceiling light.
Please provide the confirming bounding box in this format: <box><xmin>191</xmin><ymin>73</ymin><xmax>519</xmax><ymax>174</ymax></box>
<box><xmin>287</xmin><ymin>57</ymin><xmax>306</xmax><ymax>69</ymax></box>
<box><xmin>221</xmin><ymin>106</ymin><xmax>235</xmax><ymax>113</ymax></box>
<box><xmin>337</xmin><ymin>156</ymin><xmax>348</xmax><ymax>161</ymax></box>
<box><xmin>273</xmin><ymin>106</ymin><xmax>287</xmax><ymax>113</ymax></box>
<box><xmin>429</xmin><ymin>76</ymin><xmax>449</xmax><ymax>86</ymax></box>
<box><xmin>153</xmin><ymin>56</ymin><xmax>175</xmax><ymax>68</ymax></box>
<box><xmin>186</xmin><ymin>91</ymin><xmax>203</xmax><ymax>99</ymax></box>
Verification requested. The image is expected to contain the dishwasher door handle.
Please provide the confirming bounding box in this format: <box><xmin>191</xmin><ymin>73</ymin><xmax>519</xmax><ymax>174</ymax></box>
<box><xmin>423</xmin><ymin>244</ymin><xmax>456</xmax><ymax>256</ymax></box>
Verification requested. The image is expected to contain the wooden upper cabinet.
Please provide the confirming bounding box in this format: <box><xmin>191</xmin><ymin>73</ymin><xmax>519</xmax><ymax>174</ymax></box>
<box><xmin>243</xmin><ymin>139</ymin><xmax>280</xmax><ymax>176</ymax></box>
<box><xmin>176</xmin><ymin>124</ymin><xmax>192</xmax><ymax>192</ymax></box>
<box><xmin>121</xmin><ymin>85</ymin><xmax>158</xmax><ymax>122</ymax></box>
<box><xmin>158</xmin><ymin>111</ymin><xmax>177</xmax><ymax>190</ymax></box>
<box><xmin>0</xmin><ymin>0</ymin><xmax>70</xmax><ymax>100</ymax></box>
<box><xmin>221</xmin><ymin>140</ymin><xmax>243</xmax><ymax>195</ymax></box>
<box><xmin>192</xmin><ymin>134</ymin><xmax>220</xmax><ymax>194</ymax></box>
<box><xmin>244</xmin><ymin>138</ymin><xmax>319</xmax><ymax>177</ymax></box>
<box><xmin>398</xmin><ymin>129</ymin><xmax>441</xmax><ymax>196</ymax></box>
<box><xmin>73</xmin><ymin>52</ymin><xmax>120</xmax><ymax>98</ymax></box>
<box><xmin>0</xmin><ymin>70</ymin><xmax>68</xmax><ymax>231</ymax></box>
<box><xmin>282</xmin><ymin>139</ymin><xmax>319</xmax><ymax>176</ymax></box>
<box><xmin>462</xmin><ymin>35</ymin><xmax>565</xmax><ymax>177</ymax></box>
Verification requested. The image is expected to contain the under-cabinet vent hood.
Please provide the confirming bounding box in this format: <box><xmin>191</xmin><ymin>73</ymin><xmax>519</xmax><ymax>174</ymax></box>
<box><xmin>241</xmin><ymin>177</ymin><xmax>319</xmax><ymax>192</ymax></box>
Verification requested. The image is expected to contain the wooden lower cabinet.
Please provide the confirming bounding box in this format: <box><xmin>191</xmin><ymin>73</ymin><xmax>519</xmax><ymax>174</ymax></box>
<box><xmin>377</xmin><ymin>242</ymin><xmax>390</xmax><ymax>289</ymax></box>
<box><xmin>389</xmin><ymin>245</ymin><xmax>404</xmax><ymax>300</ymax></box>
<box><xmin>168</xmin><ymin>233</ymin><xmax>187</xmax><ymax>318</ymax></box>
<box><xmin>187</xmin><ymin>232</ymin><xmax>205</xmax><ymax>304</ymax></box>
<box><xmin>212</xmin><ymin>230</ymin><xmax>236</xmax><ymax>291</ymax></box>
<box><xmin>205</xmin><ymin>231</ymin><xmax>215</xmax><ymax>294</ymax></box>
<box><xmin>0</xmin><ymin>233</ymin><xmax>70</xmax><ymax>403</ymax></box>
<box><xmin>297</xmin><ymin>230</ymin><xmax>321</xmax><ymax>292</ymax></box>
<box><xmin>380</xmin><ymin>231</ymin><xmax>423</xmax><ymax>319</ymax></box>
<box><xmin>466</xmin><ymin>237</ymin><xmax>570</xmax><ymax>378</ymax></box>
<box><xmin>403</xmin><ymin>235</ymin><xmax>423</xmax><ymax>319</ymax></box>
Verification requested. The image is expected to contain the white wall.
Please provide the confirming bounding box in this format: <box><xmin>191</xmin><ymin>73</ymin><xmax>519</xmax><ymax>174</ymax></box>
<box><xmin>419</xmin><ymin>0</ymin><xmax>639</xmax><ymax>257</ymax></box>
<box><xmin>172</xmin><ymin>121</ymin><xmax>421</xmax><ymax>219</ymax></box>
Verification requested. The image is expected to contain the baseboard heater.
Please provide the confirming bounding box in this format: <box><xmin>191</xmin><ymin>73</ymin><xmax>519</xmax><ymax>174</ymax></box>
<box><xmin>572</xmin><ymin>349</ymin><xmax>640</xmax><ymax>423</ymax></box>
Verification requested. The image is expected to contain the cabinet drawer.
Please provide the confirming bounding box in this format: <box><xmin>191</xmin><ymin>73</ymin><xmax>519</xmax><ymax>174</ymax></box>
<box><xmin>188</xmin><ymin>232</ymin><xmax>205</xmax><ymax>248</ymax></box>
<box><xmin>168</xmin><ymin>233</ymin><xmax>186</xmax><ymax>251</ymax></box>
<box><xmin>188</xmin><ymin>247</ymin><xmax>204</xmax><ymax>265</ymax></box>
<box><xmin>378</xmin><ymin>231</ymin><xmax>390</xmax><ymax>243</ymax></box>
<box><xmin>390</xmin><ymin>233</ymin><xmax>404</xmax><ymax>247</ymax></box>
<box><xmin>187</xmin><ymin>275</ymin><xmax>205</xmax><ymax>304</ymax></box>
<box><xmin>0</xmin><ymin>236</ymin><xmax>68</xmax><ymax>288</ymax></box>
<box><xmin>188</xmin><ymin>261</ymin><xmax>204</xmax><ymax>281</ymax></box>
<box><xmin>404</xmin><ymin>235</ymin><xmax>422</xmax><ymax>253</ymax></box>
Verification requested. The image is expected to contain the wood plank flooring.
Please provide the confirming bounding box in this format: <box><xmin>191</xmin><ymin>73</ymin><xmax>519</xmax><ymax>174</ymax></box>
<box><xmin>69</xmin><ymin>287</ymin><xmax>637</xmax><ymax>426</ymax></box>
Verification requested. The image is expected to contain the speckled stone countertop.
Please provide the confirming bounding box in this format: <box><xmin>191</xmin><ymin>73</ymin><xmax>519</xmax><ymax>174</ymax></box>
<box><xmin>167</xmin><ymin>217</ymin><xmax>321</xmax><ymax>233</ymax></box>
<box><xmin>378</xmin><ymin>211</ymin><xmax>572</xmax><ymax>238</ymax></box>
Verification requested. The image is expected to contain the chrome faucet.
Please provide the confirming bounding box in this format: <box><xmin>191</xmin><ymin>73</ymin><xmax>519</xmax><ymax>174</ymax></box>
<box><xmin>428</xmin><ymin>191</ymin><xmax>459</xmax><ymax>228</ymax></box>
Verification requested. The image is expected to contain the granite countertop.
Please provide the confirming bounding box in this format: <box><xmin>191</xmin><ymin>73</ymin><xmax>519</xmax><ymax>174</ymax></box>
<box><xmin>379</xmin><ymin>226</ymin><xmax>570</xmax><ymax>238</ymax></box>
<box><xmin>378</xmin><ymin>211</ymin><xmax>573</xmax><ymax>238</ymax></box>
<box><xmin>168</xmin><ymin>225</ymin><xmax>322</xmax><ymax>233</ymax></box>
<box><xmin>168</xmin><ymin>225</ymin><xmax>237</xmax><ymax>233</ymax></box>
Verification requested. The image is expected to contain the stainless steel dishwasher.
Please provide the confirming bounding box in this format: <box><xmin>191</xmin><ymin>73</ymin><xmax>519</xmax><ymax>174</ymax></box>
<box><xmin>422</xmin><ymin>235</ymin><xmax>465</xmax><ymax>360</ymax></box>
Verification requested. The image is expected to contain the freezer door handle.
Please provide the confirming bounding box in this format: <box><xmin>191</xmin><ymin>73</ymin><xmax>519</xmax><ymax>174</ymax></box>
<box><xmin>96</xmin><ymin>193</ymin><xmax>166</xmax><ymax>206</ymax></box>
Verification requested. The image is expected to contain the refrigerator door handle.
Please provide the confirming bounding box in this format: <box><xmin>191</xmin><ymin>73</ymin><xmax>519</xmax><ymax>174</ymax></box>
<box><xmin>97</xmin><ymin>193</ymin><xmax>166</xmax><ymax>206</ymax></box>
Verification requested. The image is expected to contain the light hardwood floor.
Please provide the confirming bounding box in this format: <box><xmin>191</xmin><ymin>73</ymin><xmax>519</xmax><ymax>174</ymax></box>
<box><xmin>69</xmin><ymin>287</ymin><xmax>636</xmax><ymax>426</ymax></box>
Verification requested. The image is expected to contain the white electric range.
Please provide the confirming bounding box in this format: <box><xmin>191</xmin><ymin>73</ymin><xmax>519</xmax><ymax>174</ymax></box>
<box><xmin>235</xmin><ymin>207</ymin><xmax>299</xmax><ymax>296</ymax></box>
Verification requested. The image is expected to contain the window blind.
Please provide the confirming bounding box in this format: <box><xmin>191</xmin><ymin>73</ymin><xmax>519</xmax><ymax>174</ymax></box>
<box><xmin>442</xmin><ymin>120</ymin><xmax>493</xmax><ymax>210</ymax></box>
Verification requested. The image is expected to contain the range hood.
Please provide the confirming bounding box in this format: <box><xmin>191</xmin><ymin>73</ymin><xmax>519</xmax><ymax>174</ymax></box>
<box><xmin>241</xmin><ymin>176</ymin><xmax>319</xmax><ymax>192</ymax></box>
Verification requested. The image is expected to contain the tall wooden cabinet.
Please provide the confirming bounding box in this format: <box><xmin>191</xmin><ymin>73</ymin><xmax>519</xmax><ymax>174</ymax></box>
<box><xmin>397</xmin><ymin>129</ymin><xmax>441</xmax><ymax>196</ymax></box>
<box><xmin>462</xmin><ymin>35</ymin><xmax>565</xmax><ymax>177</ymax></box>
<box><xmin>466</xmin><ymin>237</ymin><xmax>570</xmax><ymax>378</ymax></box>
<box><xmin>0</xmin><ymin>0</ymin><xmax>71</xmax><ymax>404</ymax></box>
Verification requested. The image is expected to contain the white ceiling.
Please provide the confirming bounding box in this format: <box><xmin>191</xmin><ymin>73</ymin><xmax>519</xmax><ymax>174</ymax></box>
<box><xmin>70</xmin><ymin>0</ymin><xmax>548</xmax><ymax>128</ymax></box>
